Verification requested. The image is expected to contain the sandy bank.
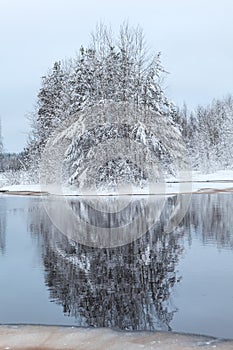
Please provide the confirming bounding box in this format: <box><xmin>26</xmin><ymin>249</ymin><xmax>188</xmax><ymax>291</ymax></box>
<box><xmin>0</xmin><ymin>325</ymin><xmax>233</xmax><ymax>350</ymax></box>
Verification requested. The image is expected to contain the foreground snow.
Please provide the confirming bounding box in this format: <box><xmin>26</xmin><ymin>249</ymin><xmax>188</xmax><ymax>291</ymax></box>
<box><xmin>0</xmin><ymin>170</ymin><xmax>233</xmax><ymax>195</ymax></box>
<box><xmin>0</xmin><ymin>325</ymin><xmax>232</xmax><ymax>350</ymax></box>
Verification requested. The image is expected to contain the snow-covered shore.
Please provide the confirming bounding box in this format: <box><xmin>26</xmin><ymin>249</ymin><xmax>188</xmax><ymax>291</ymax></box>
<box><xmin>0</xmin><ymin>325</ymin><xmax>232</xmax><ymax>350</ymax></box>
<box><xmin>0</xmin><ymin>170</ymin><xmax>233</xmax><ymax>196</ymax></box>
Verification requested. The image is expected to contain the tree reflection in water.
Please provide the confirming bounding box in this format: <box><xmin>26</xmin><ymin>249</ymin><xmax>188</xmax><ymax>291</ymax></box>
<box><xmin>28</xmin><ymin>195</ymin><xmax>184</xmax><ymax>331</ymax></box>
<box><xmin>182</xmin><ymin>193</ymin><xmax>233</xmax><ymax>250</ymax></box>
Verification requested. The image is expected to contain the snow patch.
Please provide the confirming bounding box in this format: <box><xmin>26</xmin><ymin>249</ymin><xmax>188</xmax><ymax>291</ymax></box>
<box><xmin>1</xmin><ymin>170</ymin><xmax>233</xmax><ymax>195</ymax></box>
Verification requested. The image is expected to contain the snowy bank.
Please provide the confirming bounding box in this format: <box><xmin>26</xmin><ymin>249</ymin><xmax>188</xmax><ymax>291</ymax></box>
<box><xmin>0</xmin><ymin>325</ymin><xmax>232</xmax><ymax>350</ymax></box>
<box><xmin>0</xmin><ymin>170</ymin><xmax>233</xmax><ymax>196</ymax></box>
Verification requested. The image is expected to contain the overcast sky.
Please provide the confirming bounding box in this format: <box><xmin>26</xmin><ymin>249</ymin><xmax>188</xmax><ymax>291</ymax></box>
<box><xmin>1</xmin><ymin>0</ymin><xmax>233</xmax><ymax>152</ymax></box>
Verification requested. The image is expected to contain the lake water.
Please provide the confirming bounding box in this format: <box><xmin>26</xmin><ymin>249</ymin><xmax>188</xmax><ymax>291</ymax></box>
<box><xmin>0</xmin><ymin>193</ymin><xmax>233</xmax><ymax>341</ymax></box>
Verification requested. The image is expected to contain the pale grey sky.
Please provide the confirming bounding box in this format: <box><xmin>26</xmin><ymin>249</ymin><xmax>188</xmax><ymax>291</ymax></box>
<box><xmin>1</xmin><ymin>0</ymin><xmax>233</xmax><ymax>152</ymax></box>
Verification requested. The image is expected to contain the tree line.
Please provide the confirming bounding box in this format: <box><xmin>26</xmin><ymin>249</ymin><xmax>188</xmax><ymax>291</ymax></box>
<box><xmin>176</xmin><ymin>96</ymin><xmax>233</xmax><ymax>172</ymax></box>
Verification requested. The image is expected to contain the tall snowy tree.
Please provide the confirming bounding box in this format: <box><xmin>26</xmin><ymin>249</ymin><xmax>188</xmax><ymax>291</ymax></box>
<box><xmin>32</xmin><ymin>61</ymin><xmax>70</xmax><ymax>151</ymax></box>
<box><xmin>30</xmin><ymin>24</ymin><xmax>177</xmax><ymax>153</ymax></box>
<box><xmin>30</xmin><ymin>23</ymin><xmax>186</xmax><ymax>189</ymax></box>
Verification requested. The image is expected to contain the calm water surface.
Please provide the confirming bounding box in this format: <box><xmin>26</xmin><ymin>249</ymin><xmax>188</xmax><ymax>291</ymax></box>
<box><xmin>0</xmin><ymin>194</ymin><xmax>233</xmax><ymax>339</ymax></box>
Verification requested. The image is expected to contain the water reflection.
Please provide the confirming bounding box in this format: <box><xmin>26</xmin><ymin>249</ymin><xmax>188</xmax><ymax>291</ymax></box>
<box><xmin>28</xmin><ymin>196</ymin><xmax>184</xmax><ymax>331</ymax></box>
<box><xmin>183</xmin><ymin>194</ymin><xmax>233</xmax><ymax>249</ymax></box>
<box><xmin>0</xmin><ymin>197</ymin><xmax>6</xmax><ymax>254</ymax></box>
<box><xmin>25</xmin><ymin>193</ymin><xmax>233</xmax><ymax>334</ymax></box>
<box><xmin>41</xmin><ymin>195</ymin><xmax>169</xmax><ymax>248</ymax></box>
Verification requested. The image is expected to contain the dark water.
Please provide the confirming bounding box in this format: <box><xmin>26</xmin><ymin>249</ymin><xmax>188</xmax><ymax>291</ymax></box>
<box><xmin>0</xmin><ymin>194</ymin><xmax>233</xmax><ymax>339</ymax></box>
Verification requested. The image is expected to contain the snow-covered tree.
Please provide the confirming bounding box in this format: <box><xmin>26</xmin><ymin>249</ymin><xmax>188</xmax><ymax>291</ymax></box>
<box><xmin>30</xmin><ymin>24</ymin><xmax>177</xmax><ymax>151</ymax></box>
<box><xmin>31</xmin><ymin>61</ymin><xmax>70</xmax><ymax>152</ymax></box>
<box><xmin>177</xmin><ymin>96</ymin><xmax>233</xmax><ymax>172</ymax></box>
<box><xmin>51</xmin><ymin>102</ymin><xmax>186</xmax><ymax>190</ymax></box>
<box><xmin>30</xmin><ymin>23</ymin><xmax>188</xmax><ymax>190</ymax></box>
<box><xmin>218</xmin><ymin>96</ymin><xmax>233</xmax><ymax>168</ymax></box>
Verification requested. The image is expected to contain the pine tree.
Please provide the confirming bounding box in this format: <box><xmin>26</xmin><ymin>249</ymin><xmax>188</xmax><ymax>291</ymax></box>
<box><xmin>37</xmin><ymin>62</ymin><xmax>68</xmax><ymax>145</ymax></box>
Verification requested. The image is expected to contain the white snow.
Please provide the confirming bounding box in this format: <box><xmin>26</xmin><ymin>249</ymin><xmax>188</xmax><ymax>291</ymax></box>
<box><xmin>0</xmin><ymin>170</ymin><xmax>233</xmax><ymax>195</ymax></box>
<box><xmin>0</xmin><ymin>325</ymin><xmax>231</xmax><ymax>350</ymax></box>
<box><xmin>0</xmin><ymin>184</ymin><xmax>42</xmax><ymax>193</ymax></box>
<box><xmin>0</xmin><ymin>170</ymin><xmax>233</xmax><ymax>196</ymax></box>
<box><xmin>168</xmin><ymin>170</ymin><xmax>233</xmax><ymax>183</ymax></box>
